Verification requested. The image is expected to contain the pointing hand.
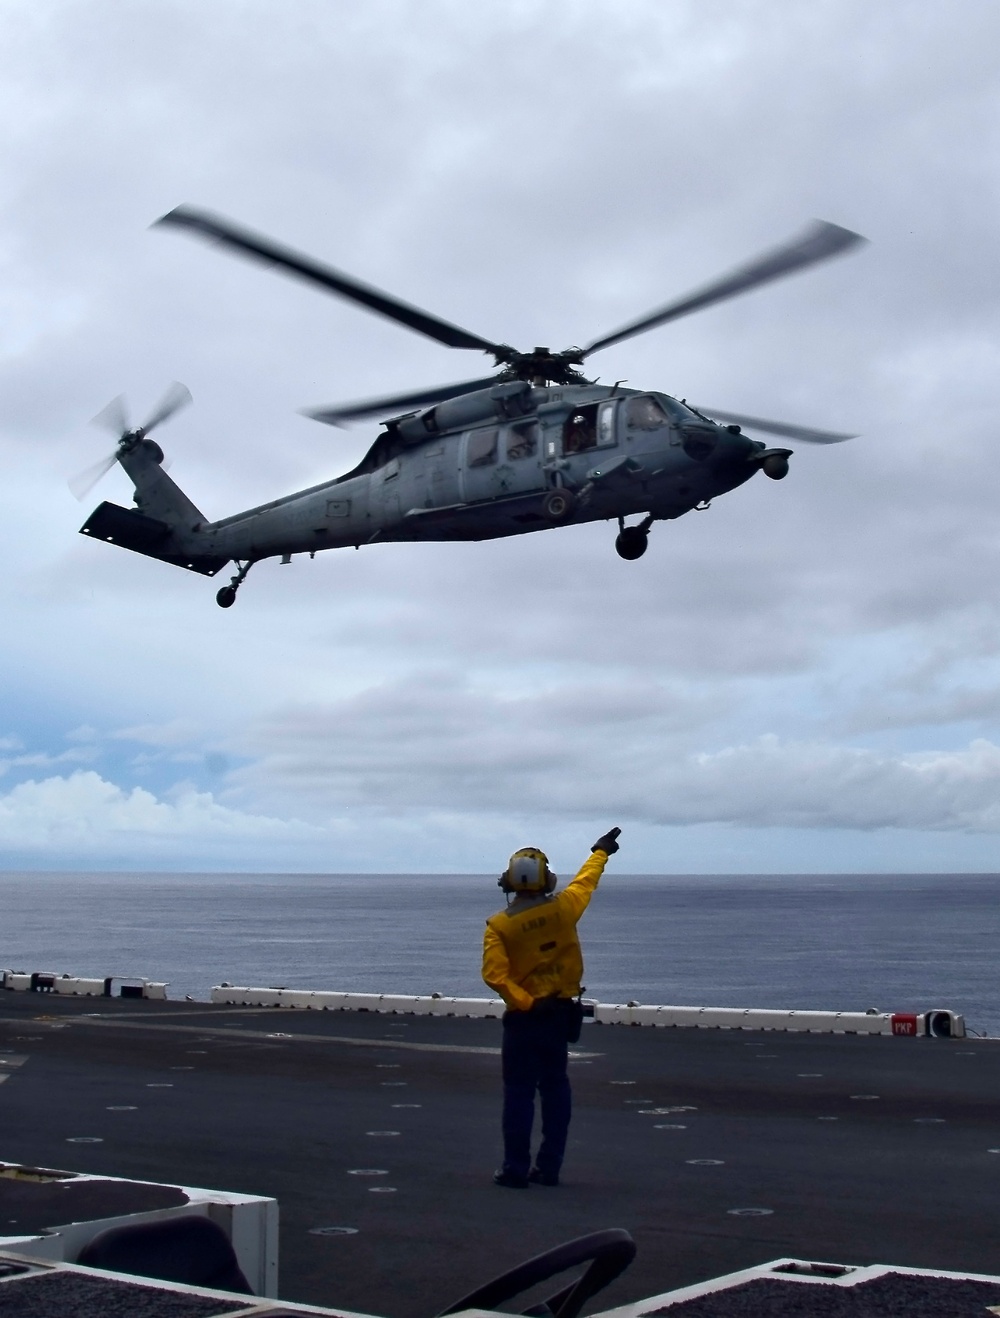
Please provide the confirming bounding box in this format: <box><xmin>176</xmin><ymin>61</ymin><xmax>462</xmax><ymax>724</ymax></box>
<box><xmin>592</xmin><ymin>826</ymin><xmax>621</xmax><ymax>856</ymax></box>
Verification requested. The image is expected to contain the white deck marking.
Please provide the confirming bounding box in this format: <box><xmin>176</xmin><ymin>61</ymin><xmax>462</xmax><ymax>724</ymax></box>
<box><xmin>0</xmin><ymin>1054</ymin><xmax>28</xmax><ymax>1084</ymax></box>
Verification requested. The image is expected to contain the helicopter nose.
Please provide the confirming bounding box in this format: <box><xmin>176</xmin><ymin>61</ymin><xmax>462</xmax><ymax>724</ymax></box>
<box><xmin>708</xmin><ymin>424</ymin><xmax>760</xmax><ymax>471</ymax></box>
<box><xmin>719</xmin><ymin>422</ymin><xmax>753</xmax><ymax>445</ymax></box>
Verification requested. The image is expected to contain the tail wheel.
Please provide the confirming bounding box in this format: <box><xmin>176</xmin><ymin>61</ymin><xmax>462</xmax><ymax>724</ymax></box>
<box><xmin>543</xmin><ymin>489</ymin><xmax>576</xmax><ymax>522</ymax></box>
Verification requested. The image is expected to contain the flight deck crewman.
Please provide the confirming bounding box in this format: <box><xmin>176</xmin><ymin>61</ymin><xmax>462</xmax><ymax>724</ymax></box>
<box><xmin>482</xmin><ymin>826</ymin><xmax>621</xmax><ymax>1188</ymax></box>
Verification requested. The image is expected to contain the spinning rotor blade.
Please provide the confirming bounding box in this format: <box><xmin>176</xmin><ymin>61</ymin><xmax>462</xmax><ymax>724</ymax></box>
<box><xmin>140</xmin><ymin>380</ymin><xmax>192</xmax><ymax>433</ymax></box>
<box><xmin>69</xmin><ymin>450</ymin><xmax>120</xmax><ymax>501</ymax></box>
<box><xmin>74</xmin><ymin>383</ymin><xmax>192</xmax><ymax>500</ymax></box>
<box><xmin>305</xmin><ymin>375</ymin><xmax>501</xmax><ymax>426</ymax></box>
<box><xmin>90</xmin><ymin>394</ymin><xmax>129</xmax><ymax>439</ymax></box>
<box><xmin>697</xmin><ymin>406</ymin><xmax>856</xmax><ymax>444</ymax></box>
<box><xmin>582</xmin><ymin>220</ymin><xmax>867</xmax><ymax>358</ymax></box>
<box><xmin>156</xmin><ymin>206</ymin><xmax>501</xmax><ymax>353</ymax></box>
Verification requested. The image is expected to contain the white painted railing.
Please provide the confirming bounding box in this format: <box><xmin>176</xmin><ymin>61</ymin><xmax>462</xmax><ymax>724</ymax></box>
<box><xmin>1</xmin><ymin>967</ymin><xmax>965</xmax><ymax>1035</ymax></box>
<box><xmin>207</xmin><ymin>985</ymin><xmax>966</xmax><ymax>1037</ymax></box>
<box><xmin>1</xmin><ymin>970</ymin><xmax>168</xmax><ymax>1000</ymax></box>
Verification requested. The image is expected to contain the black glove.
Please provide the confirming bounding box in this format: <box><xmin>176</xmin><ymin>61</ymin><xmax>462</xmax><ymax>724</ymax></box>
<box><xmin>592</xmin><ymin>826</ymin><xmax>621</xmax><ymax>855</ymax></box>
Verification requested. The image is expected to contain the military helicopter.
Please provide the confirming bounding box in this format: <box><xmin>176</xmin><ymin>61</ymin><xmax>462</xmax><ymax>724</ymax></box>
<box><xmin>76</xmin><ymin>208</ymin><xmax>866</xmax><ymax>607</ymax></box>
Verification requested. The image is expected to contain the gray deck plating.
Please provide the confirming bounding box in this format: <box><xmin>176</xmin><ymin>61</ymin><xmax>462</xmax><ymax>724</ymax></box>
<box><xmin>2</xmin><ymin>993</ymin><xmax>998</xmax><ymax>1317</ymax></box>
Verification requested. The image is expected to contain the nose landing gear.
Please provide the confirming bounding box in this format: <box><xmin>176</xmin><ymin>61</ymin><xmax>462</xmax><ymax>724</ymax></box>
<box><xmin>615</xmin><ymin>515</ymin><xmax>653</xmax><ymax>561</ymax></box>
<box><xmin>216</xmin><ymin>560</ymin><xmax>254</xmax><ymax>608</ymax></box>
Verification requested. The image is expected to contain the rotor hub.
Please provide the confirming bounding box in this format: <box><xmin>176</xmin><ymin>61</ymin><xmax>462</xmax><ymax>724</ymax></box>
<box><xmin>491</xmin><ymin>344</ymin><xmax>589</xmax><ymax>387</ymax></box>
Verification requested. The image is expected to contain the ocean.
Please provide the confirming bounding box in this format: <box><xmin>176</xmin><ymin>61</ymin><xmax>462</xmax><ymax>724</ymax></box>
<box><xmin>1</xmin><ymin>871</ymin><xmax>997</xmax><ymax>1035</ymax></box>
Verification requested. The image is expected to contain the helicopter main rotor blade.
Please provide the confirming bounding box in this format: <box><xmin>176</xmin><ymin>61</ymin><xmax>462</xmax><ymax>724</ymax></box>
<box><xmin>581</xmin><ymin>220</ymin><xmax>867</xmax><ymax>359</ymax></box>
<box><xmin>141</xmin><ymin>381</ymin><xmax>192</xmax><ymax>434</ymax></box>
<box><xmin>305</xmin><ymin>375</ymin><xmax>502</xmax><ymax>426</ymax></box>
<box><xmin>156</xmin><ymin>206</ymin><xmax>502</xmax><ymax>355</ymax></box>
<box><xmin>697</xmin><ymin>405</ymin><xmax>856</xmax><ymax>444</ymax></box>
<box><xmin>69</xmin><ymin>450</ymin><xmax>120</xmax><ymax>501</ymax></box>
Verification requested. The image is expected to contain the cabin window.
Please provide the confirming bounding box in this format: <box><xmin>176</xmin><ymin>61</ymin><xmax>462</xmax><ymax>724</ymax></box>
<box><xmin>467</xmin><ymin>429</ymin><xmax>498</xmax><ymax>467</ymax></box>
<box><xmin>326</xmin><ymin>499</ymin><xmax>350</xmax><ymax>518</ymax></box>
<box><xmin>596</xmin><ymin>401</ymin><xmax>618</xmax><ymax>448</ymax></box>
<box><xmin>507</xmin><ymin>423</ymin><xmax>538</xmax><ymax>461</ymax></box>
<box><xmin>563</xmin><ymin>411</ymin><xmax>596</xmax><ymax>454</ymax></box>
<box><xmin>626</xmin><ymin>395</ymin><xmax>669</xmax><ymax>429</ymax></box>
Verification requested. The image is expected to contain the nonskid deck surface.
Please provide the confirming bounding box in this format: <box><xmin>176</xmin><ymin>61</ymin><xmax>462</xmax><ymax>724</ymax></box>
<box><xmin>1</xmin><ymin>993</ymin><xmax>999</xmax><ymax>1317</ymax></box>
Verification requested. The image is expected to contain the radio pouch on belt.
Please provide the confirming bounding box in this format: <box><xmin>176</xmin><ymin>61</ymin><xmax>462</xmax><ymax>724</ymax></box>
<box><xmin>566</xmin><ymin>996</ymin><xmax>584</xmax><ymax>1044</ymax></box>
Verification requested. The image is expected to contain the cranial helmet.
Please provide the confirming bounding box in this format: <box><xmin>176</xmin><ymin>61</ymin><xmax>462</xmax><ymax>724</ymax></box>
<box><xmin>499</xmin><ymin>847</ymin><xmax>557</xmax><ymax>895</ymax></box>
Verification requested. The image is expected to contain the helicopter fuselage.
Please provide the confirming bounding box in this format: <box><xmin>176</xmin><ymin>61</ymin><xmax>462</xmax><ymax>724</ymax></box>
<box><xmin>89</xmin><ymin>382</ymin><xmax>780</xmax><ymax>585</ymax></box>
<box><xmin>77</xmin><ymin>209</ymin><xmax>860</xmax><ymax>603</ymax></box>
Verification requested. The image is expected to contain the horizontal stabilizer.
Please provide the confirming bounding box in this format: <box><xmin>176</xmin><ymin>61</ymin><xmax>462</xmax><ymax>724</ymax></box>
<box><xmin>80</xmin><ymin>502</ymin><xmax>229</xmax><ymax>577</ymax></box>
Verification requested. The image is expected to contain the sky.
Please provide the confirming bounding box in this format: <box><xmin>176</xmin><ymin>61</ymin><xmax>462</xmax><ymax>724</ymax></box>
<box><xmin>1</xmin><ymin>0</ymin><xmax>999</xmax><ymax>874</ymax></box>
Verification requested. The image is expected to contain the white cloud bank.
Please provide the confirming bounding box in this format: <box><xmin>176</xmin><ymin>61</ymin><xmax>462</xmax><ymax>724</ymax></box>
<box><xmin>0</xmin><ymin>770</ymin><xmax>322</xmax><ymax>866</ymax></box>
<box><xmin>680</xmin><ymin>736</ymin><xmax>1000</xmax><ymax>832</ymax></box>
<box><xmin>2</xmin><ymin>729</ymin><xmax>998</xmax><ymax>875</ymax></box>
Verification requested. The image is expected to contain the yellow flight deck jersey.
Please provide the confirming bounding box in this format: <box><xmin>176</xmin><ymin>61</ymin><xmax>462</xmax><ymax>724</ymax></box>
<box><xmin>482</xmin><ymin>850</ymin><xmax>608</xmax><ymax>1012</ymax></box>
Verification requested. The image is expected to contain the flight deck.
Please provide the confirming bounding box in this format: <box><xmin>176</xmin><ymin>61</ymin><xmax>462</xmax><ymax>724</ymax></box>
<box><xmin>1</xmin><ymin>990</ymin><xmax>999</xmax><ymax>1316</ymax></box>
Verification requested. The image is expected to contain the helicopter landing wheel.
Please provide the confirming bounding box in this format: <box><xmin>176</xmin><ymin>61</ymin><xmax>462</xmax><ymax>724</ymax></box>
<box><xmin>543</xmin><ymin>488</ymin><xmax>576</xmax><ymax>522</ymax></box>
<box><xmin>216</xmin><ymin>560</ymin><xmax>254</xmax><ymax>608</ymax></box>
<box><xmin>615</xmin><ymin>527</ymin><xmax>648</xmax><ymax>560</ymax></box>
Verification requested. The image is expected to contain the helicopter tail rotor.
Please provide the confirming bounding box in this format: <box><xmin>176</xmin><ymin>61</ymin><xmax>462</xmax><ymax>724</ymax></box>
<box><xmin>90</xmin><ymin>393</ymin><xmax>131</xmax><ymax>440</ymax></box>
<box><xmin>70</xmin><ymin>383</ymin><xmax>192</xmax><ymax>501</ymax></box>
<box><xmin>137</xmin><ymin>381</ymin><xmax>193</xmax><ymax>435</ymax></box>
<box><xmin>69</xmin><ymin>451</ymin><xmax>124</xmax><ymax>502</ymax></box>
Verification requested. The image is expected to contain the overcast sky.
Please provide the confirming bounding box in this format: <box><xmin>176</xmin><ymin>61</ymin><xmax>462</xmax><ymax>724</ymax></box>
<box><xmin>1</xmin><ymin>0</ymin><xmax>998</xmax><ymax>874</ymax></box>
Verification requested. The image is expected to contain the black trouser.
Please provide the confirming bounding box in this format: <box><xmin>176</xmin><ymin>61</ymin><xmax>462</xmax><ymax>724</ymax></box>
<box><xmin>500</xmin><ymin>1003</ymin><xmax>572</xmax><ymax>1179</ymax></box>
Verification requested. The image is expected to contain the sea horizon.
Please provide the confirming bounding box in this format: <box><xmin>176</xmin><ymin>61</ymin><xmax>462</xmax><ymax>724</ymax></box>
<box><xmin>2</xmin><ymin>871</ymin><xmax>998</xmax><ymax>1035</ymax></box>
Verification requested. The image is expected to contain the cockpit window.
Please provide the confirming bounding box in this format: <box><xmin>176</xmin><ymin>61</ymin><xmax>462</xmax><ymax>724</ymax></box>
<box><xmin>467</xmin><ymin>429</ymin><xmax>498</xmax><ymax>467</ymax></box>
<box><xmin>626</xmin><ymin>395</ymin><xmax>669</xmax><ymax>429</ymax></box>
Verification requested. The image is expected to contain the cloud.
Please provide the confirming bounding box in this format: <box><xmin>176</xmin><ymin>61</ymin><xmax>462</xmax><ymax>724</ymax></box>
<box><xmin>111</xmin><ymin>719</ymin><xmax>202</xmax><ymax>747</ymax></box>
<box><xmin>5</xmin><ymin>747</ymin><xmax>99</xmax><ymax>771</ymax></box>
<box><xmin>673</xmin><ymin>736</ymin><xmax>1000</xmax><ymax>832</ymax></box>
<box><xmin>0</xmin><ymin>770</ymin><xmax>321</xmax><ymax>864</ymax></box>
<box><xmin>1</xmin><ymin>1</ymin><xmax>999</xmax><ymax>870</ymax></box>
<box><xmin>230</xmin><ymin>675</ymin><xmax>1000</xmax><ymax>833</ymax></box>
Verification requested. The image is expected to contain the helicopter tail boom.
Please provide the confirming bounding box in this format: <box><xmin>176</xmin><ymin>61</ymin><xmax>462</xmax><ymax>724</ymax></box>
<box><xmin>115</xmin><ymin>438</ymin><xmax>207</xmax><ymax>527</ymax></box>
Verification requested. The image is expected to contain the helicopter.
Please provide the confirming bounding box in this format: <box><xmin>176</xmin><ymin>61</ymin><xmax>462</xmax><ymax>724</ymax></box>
<box><xmin>77</xmin><ymin>207</ymin><xmax>866</xmax><ymax>607</ymax></box>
